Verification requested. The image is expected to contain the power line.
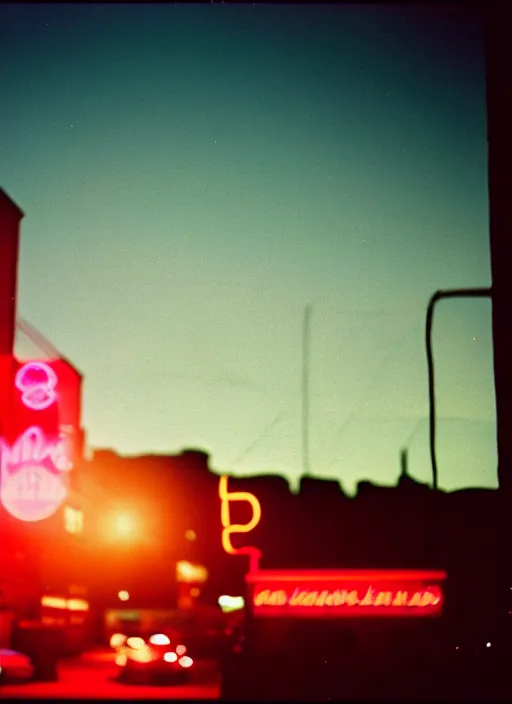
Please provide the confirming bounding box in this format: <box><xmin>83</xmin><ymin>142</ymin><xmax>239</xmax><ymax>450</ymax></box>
<box><xmin>17</xmin><ymin>318</ymin><xmax>83</xmax><ymax>377</ymax></box>
<box><xmin>228</xmin><ymin>392</ymin><xmax>293</xmax><ymax>468</ymax></box>
<box><xmin>321</xmin><ymin>332</ymin><xmax>410</xmax><ymax>473</ymax></box>
<box><xmin>17</xmin><ymin>319</ymin><xmax>59</xmax><ymax>358</ymax></box>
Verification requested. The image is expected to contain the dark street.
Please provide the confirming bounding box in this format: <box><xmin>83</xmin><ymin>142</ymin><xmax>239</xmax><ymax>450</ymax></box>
<box><xmin>0</xmin><ymin>648</ymin><xmax>219</xmax><ymax>699</ymax></box>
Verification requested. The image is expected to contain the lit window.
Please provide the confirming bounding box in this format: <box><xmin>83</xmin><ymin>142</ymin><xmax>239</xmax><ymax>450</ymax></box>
<box><xmin>176</xmin><ymin>560</ymin><xmax>208</xmax><ymax>583</ymax></box>
<box><xmin>64</xmin><ymin>505</ymin><xmax>83</xmax><ymax>535</ymax></box>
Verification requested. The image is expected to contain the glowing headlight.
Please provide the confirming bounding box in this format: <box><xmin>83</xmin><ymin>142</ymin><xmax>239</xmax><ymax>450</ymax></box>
<box><xmin>179</xmin><ymin>655</ymin><xmax>193</xmax><ymax>668</ymax></box>
<box><xmin>149</xmin><ymin>633</ymin><xmax>170</xmax><ymax>645</ymax></box>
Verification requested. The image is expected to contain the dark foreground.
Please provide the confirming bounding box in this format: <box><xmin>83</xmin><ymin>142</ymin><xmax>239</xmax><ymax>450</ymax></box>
<box><xmin>0</xmin><ymin>648</ymin><xmax>219</xmax><ymax>699</ymax></box>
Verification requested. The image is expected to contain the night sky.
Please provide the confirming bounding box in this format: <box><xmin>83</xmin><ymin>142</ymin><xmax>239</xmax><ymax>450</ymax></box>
<box><xmin>0</xmin><ymin>4</ymin><xmax>495</xmax><ymax>493</ymax></box>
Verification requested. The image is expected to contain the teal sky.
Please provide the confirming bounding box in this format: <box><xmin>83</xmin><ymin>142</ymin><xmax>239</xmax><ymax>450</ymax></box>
<box><xmin>1</xmin><ymin>4</ymin><xmax>495</xmax><ymax>494</ymax></box>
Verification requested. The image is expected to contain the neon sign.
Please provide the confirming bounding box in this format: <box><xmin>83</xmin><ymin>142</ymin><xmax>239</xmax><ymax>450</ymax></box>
<box><xmin>218</xmin><ymin>477</ymin><xmax>448</xmax><ymax>619</ymax></box>
<box><xmin>219</xmin><ymin>475</ymin><xmax>262</xmax><ymax>572</ymax></box>
<box><xmin>247</xmin><ymin>570</ymin><xmax>446</xmax><ymax>618</ymax></box>
<box><xmin>1</xmin><ymin>464</ymin><xmax>67</xmax><ymax>522</ymax></box>
<box><xmin>15</xmin><ymin>361</ymin><xmax>58</xmax><ymax>411</ymax></box>
<box><xmin>0</xmin><ymin>426</ymin><xmax>70</xmax><ymax>522</ymax></box>
<box><xmin>1</xmin><ymin>426</ymin><xmax>72</xmax><ymax>472</ymax></box>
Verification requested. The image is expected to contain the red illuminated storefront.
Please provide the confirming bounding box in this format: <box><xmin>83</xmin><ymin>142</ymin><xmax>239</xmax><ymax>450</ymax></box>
<box><xmin>219</xmin><ymin>475</ymin><xmax>447</xmax><ymax>619</ymax></box>
<box><xmin>0</xmin><ymin>189</ymin><xmax>89</xmax><ymax>652</ymax></box>
<box><xmin>218</xmin><ymin>475</ymin><xmax>449</xmax><ymax>700</ymax></box>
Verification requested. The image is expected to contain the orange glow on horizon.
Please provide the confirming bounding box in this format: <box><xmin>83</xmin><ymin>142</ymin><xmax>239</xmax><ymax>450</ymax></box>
<box><xmin>219</xmin><ymin>475</ymin><xmax>262</xmax><ymax>572</ymax></box>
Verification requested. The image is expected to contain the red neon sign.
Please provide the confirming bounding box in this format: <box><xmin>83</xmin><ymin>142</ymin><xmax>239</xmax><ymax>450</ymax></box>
<box><xmin>15</xmin><ymin>361</ymin><xmax>58</xmax><ymax>411</ymax></box>
<box><xmin>247</xmin><ymin>570</ymin><xmax>446</xmax><ymax>618</ymax></box>
<box><xmin>218</xmin><ymin>479</ymin><xmax>448</xmax><ymax>618</ymax></box>
<box><xmin>219</xmin><ymin>476</ymin><xmax>262</xmax><ymax>572</ymax></box>
<box><xmin>0</xmin><ymin>358</ymin><xmax>73</xmax><ymax>522</ymax></box>
<box><xmin>1</xmin><ymin>465</ymin><xmax>67</xmax><ymax>522</ymax></box>
<box><xmin>0</xmin><ymin>426</ymin><xmax>69</xmax><ymax>522</ymax></box>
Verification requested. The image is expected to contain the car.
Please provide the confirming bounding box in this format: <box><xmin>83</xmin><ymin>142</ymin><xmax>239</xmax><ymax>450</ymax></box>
<box><xmin>0</xmin><ymin>648</ymin><xmax>35</xmax><ymax>684</ymax></box>
<box><xmin>110</xmin><ymin>632</ymin><xmax>194</xmax><ymax>685</ymax></box>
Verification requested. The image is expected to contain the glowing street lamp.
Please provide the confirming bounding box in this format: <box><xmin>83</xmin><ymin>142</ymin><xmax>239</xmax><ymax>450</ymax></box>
<box><xmin>113</xmin><ymin>513</ymin><xmax>137</xmax><ymax>538</ymax></box>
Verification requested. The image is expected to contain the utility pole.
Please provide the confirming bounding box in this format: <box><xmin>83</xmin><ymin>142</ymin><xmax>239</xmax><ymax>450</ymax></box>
<box><xmin>302</xmin><ymin>304</ymin><xmax>311</xmax><ymax>477</ymax></box>
<box><xmin>426</xmin><ymin>288</ymin><xmax>491</xmax><ymax>491</ymax></box>
<box><xmin>400</xmin><ymin>448</ymin><xmax>408</xmax><ymax>479</ymax></box>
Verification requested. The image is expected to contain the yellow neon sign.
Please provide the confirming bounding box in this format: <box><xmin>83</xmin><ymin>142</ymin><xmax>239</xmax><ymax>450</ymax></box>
<box><xmin>219</xmin><ymin>475</ymin><xmax>262</xmax><ymax>572</ymax></box>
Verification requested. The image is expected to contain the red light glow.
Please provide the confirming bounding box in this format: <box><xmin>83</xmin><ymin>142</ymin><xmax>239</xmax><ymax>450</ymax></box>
<box><xmin>1</xmin><ymin>426</ymin><xmax>71</xmax><ymax>470</ymax></box>
<box><xmin>1</xmin><ymin>463</ymin><xmax>67</xmax><ymax>522</ymax></box>
<box><xmin>248</xmin><ymin>570</ymin><xmax>446</xmax><ymax>618</ymax></box>
<box><xmin>219</xmin><ymin>475</ymin><xmax>262</xmax><ymax>572</ymax></box>
<box><xmin>0</xmin><ymin>426</ymin><xmax>70</xmax><ymax>522</ymax></box>
<box><xmin>15</xmin><ymin>361</ymin><xmax>58</xmax><ymax>410</ymax></box>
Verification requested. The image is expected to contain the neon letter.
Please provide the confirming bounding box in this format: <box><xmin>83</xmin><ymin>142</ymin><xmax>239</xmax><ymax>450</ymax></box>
<box><xmin>1</xmin><ymin>427</ymin><xmax>71</xmax><ymax>472</ymax></box>
<box><xmin>219</xmin><ymin>475</ymin><xmax>262</xmax><ymax>572</ymax></box>
<box><xmin>15</xmin><ymin>361</ymin><xmax>58</xmax><ymax>411</ymax></box>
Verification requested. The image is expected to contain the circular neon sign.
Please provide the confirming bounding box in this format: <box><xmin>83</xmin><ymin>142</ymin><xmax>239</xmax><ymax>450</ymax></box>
<box><xmin>1</xmin><ymin>464</ymin><xmax>67</xmax><ymax>522</ymax></box>
<box><xmin>15</xmin><ymin>361</ymin><xmax>58</xmax><ymax>411</ymax></box>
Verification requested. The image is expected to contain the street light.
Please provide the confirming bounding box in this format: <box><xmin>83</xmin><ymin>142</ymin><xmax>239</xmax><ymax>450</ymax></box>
<box><xmin>113</xmin><ymin>513</ymin><xmax>137</xmax><ymax>539</ymax></box>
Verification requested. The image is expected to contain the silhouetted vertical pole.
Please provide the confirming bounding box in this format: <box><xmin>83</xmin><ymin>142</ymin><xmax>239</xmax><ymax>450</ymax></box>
<box><xmin>486</xmin><ymin>4</ymin><xmax>512</xmax><ymax>623</ymax></box>
<box><xmin>302</xmin><ymin>305</ymin><xmax>311</xmax><ymax>477</ymax></box>
<box><xmin>0</xmin><ymin>190</ymin><xmax>23</xmax><ymax>442</ymax></box>
<box><xmin>426</xmin><ymin>288</ymin><xmax>491</xmax><ymax>492</ymax></box>
<box><xmin>486</xmin><ymin>5</ymin><xmax>512</xmax><ymax>495</ymax></box>
<box><xmin>426</xmin><ymin>293</ymin><xmax>439</xmax><ymax>492</ymax></box>
<box><xmin>400</xmin><ymin>448</ymin><xmax>408</xmax><ymax>478</ymax></box>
